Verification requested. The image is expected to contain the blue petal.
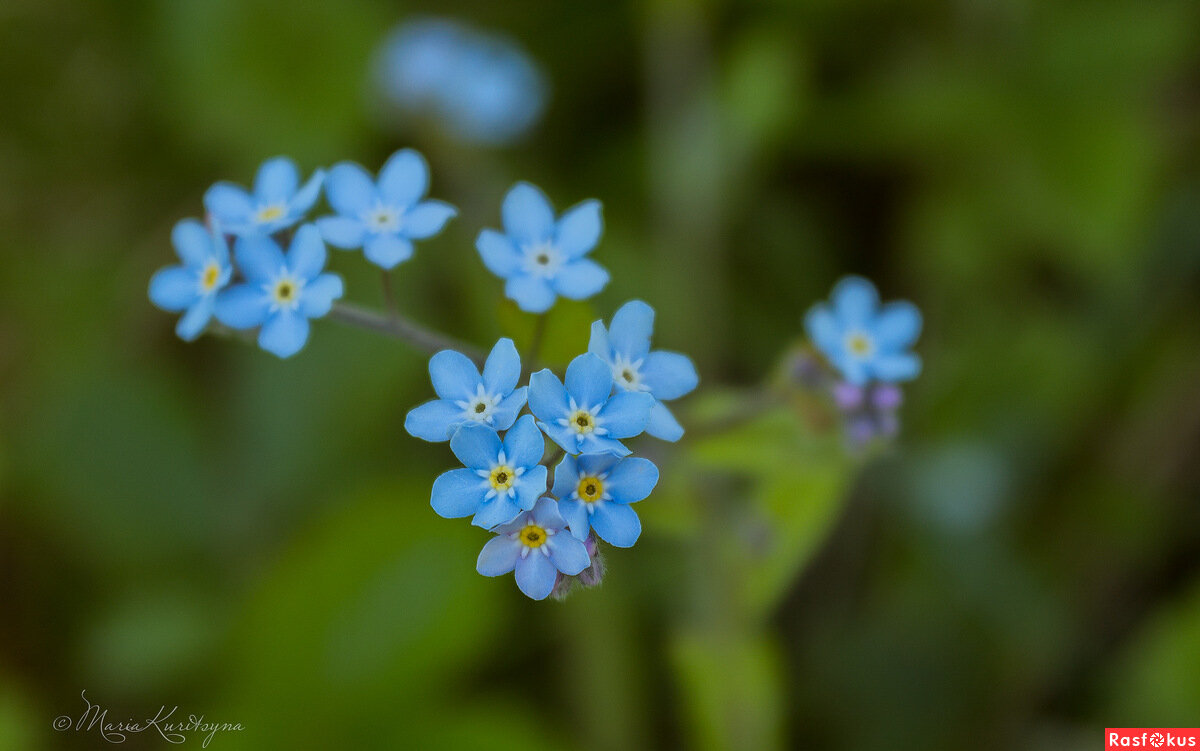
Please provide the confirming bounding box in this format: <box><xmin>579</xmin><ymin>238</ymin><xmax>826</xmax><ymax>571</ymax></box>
<box><xmin>646</xmin><ymin>401</ymin><xmax>684</xmax><ymax>441</ymax></box>
<box><xmin>490</xmin><ymin>388</ymin><xmax>527</xmax><ymax>431</ymax></box>
<box><xmin>404</xmin><ymin>399</ymin><xmax>462</xmax><ymax>442</ymax></box>
<box><xmin>172</xmin><ymin>219</ymin><xmax>212</xmax><ymax>267</ymax></box>
<box><xmin>565</xmin><ymin>353</ymin><xmax>613</xmax><ymax>408</ymax></box>
<box><xmin>551</xmin><ymin>454</ymin><xmax>579</xmax><ymax>499</ymax></box>
<box><xmin>551</xmin><ymin>259</ymin><xmax>609</xmax><ymax>299</ymax></box>
<box><xmin>213</xmin><ymin>285</ymin><xmax>269</xmax><ymax>328</ymax></box>
<box><xmin>831</xmin><ymin>276</ymin><xmax>879</xmax><ymax>326</ymax></box>
<box><xmin>476</xmin><ymin>229</ymin><xmax>521</xmax><ymax>277</ymax></box>
<box><xmin>587</xmin><ymin>320</ymin><xmax>611</xmax><ymax>361</ymax></box>
<box><xmin>482</xmin><ymin>337</ymin><xmax>521</xmax><ymax>396</ymax></box>
<box><xmin>513</xmin><ymin>465</ymin><xmax>547</xmax><ymax>512</ymax></box>
<box><xmin>493</xmin><ymin>509</ymin><xmax>533</xmax><ymax>536</ymax></box>
<box><xmin>430</xmin><ymin>468</ymin><xmax>487</xmax><ymax>518</ymax></box>
<box><xmin>530</xmin><ymin>496</ymin><xmax>566</xmax><ymax>529</ymax></box>
<box><xmin>597</xmin><ymin>391</ymin><xmax>654</xmax><ymax>438</ymax></box>
<box><xmin>502</xmin><ymin>414</ymin><xmax>546</xmax><ymax>468</ymax></box>
<box><xmin>364</xmin><ymin>234</ymin><xmax>414</xmax><ymax>269</ymax></box>
<box><xmin>834</xmin><ymin>355</ymin><xmax>871</xmax><ymax>386</ymax></box>
<box><xmin>258</xmin><ymin>311</ymin><xmax>310</xmax><ymax>358</ymax></box>
<box><xmin>148</xmin><ymin>267</ymin><xmax>198</xmax><ymax>312</ymax></box>
<box><xmin>538</xmin><ymin>421</ymin><xmax>580</xmax><ymax>455</ymax></box>
<box><xmin>401</xmin><ymin>200</ymin><xmax>457</xmax><ymax>240</ymax></box>
<box><xmin>234</xmin><ymin>235</ymin><xmax>286</xmax><ymax>283</ymax></box>
<box><xmin>804</xmin><ymin>304</ymin><xmax>841</xmax><ymax>352</ymax></box>
<box><xmin>873</xmin><ymin>301</ymin><xmax>923</xmax><ymax>350</ymax></box>
<box><xmin>576</xmin><ymin>453</ymin><xmax>622</xmax><ymax>477</ymax></box>
<box><xmin>505</xmin><ymin>274</ymin><xmax>556</xmax><ymax>313</ymax></box>
<box><xmin>528</xmin><ymin>369</ymin><xmax>568</xmax><ymax>422</ymax></box>
<box><xmin>641</xmin><ymin>351</ymin><xmax>698</xmax><ymax>400</ymax></box>
<box><xmin>378</xmin><ymin>148</ymin><xmax>429</xmax><ymax>207</ymax></box>
<box><xmin>477</xmin><ymin>536</ymin><xmax>522</xmax><ymax>576</ymax></box>
<box><xmin>502</xmin><ymin>182</ymin><xmax>555</xmax><ymax>245</ymax></box>
<box><xmin>547</xmin><ymin>532</ymin><xmax>590</xmax><ymax>574</ymax></box>
<box><xmin>429</xmin><ymin>349</ymin><xmax>482</xmax><ymax>401</ymax></box>
<box><xmin>472</xmin><ymin>495</ymin><xmax>525</xmax><ymax>529</ymax></box>
<box><xmin>316</xmin><ymin>216</ymin><xmax>366</xmax><ymax>249</ymax></box>
<box><xmin>590</xmin><ymin>503</ymin><xmax>641</xmax><ymax>547</ymax></box>
<box><xmin>604</xmin><ymin>457</ymin><xmax>659</xmax><ymax>503</ymax></box>
<box><xmin>870</xmin><ymin>353</ymin><xmax>922</xmax><ymax>382</ymax></box>
<box><xmin>325</xmin><ymin>163</ymin><xmax>377</xmax><ymax>216</ymax></box>
<box><xmin>253</xmin><ymin>157</ymin><xmax>299</xmax><ymax>202</ymax></box>
<box><xmin>299</xmin><ymin>273</ymin><xmax>343</xmax><ymax>318</ymax></box>
<box><xmin>578</xmin><ymin>435</ymin><xmax>631</xmax><ymax>457</ymax></box>
<box><xmin>514</xmin><ymin>551</ymin><xmax>557</xmax><ymax>600</ymax></box>
<box><xmin>554</xmin><ymin>199</ymin><xmax>603</xmax><ymax>258</ymax></box>
<box><xmin>608</xmin><ymin>300</ymin><xmax>654</xmax><ymax>361</ymax></box>
<box><xmin>289</xmin><ymin>169</ymin><xmax>325</xmax><ymax>216</ymax></box>
<box><xmin>175</xmin><ymin>297</ymin><xmax>215</xmax><ymax>341</ymax></box>
<box><xmin>203</xmin><ymin>183</ymin><xmax>253</xmax><ymax>224</ymax></box>
<box><xmin>557</xmin><ymin>498</ymin><xmax>591</xmax><ymax>541</ymax></box>
<box><xmin>287</xmin><ymin>224</ymin><xmax>327</xmax><ymax>280</ymax></box>
<box><xmin>449</xmin><ymin>422</ymin><xmax>502</xmax><ymax>470</ymax></box>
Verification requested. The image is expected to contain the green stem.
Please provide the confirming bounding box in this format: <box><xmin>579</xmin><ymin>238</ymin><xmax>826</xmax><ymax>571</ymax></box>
<box><xmin>327</xmin><ymin>302</ymin><xmax>486</xmax><ymax>363</ymax></box>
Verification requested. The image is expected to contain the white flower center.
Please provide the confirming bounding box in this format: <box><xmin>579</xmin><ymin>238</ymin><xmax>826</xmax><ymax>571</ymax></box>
<box><xmin>557</xmin><ymin>398</ymin><xmax>607</xmax><ymax>438</ymax></box>
<box><xmin>521</xmin><ymin>242</ymin><xmax>563</xmax><ymax>278</ymax></box>
<box><xmin>363</xmin><ymin>204</ymin><xmax>402</xmax><ymax>233</ymax></box>
<box><xmin>265</xmin><ymin>271</ymin><xmax>304</xmax><ymax>312</ymax></box>
<box><xmin>455</xmin><ymin>384</ymin><xmax>502</xmax><ymax>424</ymax></box>
<box><xmin>610</xmin><ymin>353</ymin><xmax>648</xmax><ymax>392</ymax></box>
<box><xmin>474</xmin><ymin>450</ymin><xmax>526</xmax><ymax>500</ymax></box>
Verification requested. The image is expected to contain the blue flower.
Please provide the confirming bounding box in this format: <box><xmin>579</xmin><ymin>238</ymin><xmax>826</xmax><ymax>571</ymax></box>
<box><xmin>528</xmin><ymin>353</ymin><xmax>654</xmax><ymax>456</ymax></box>
<box><xmin>376</xmin><ymin>19</ymin><xmax>547</xmax><ymax>145</ymax></box>
<box><xmin>804</xmin><ymin>276</ymin><xmax>923</xmax><ymax>385</ymax></box>
<box><xmin>553</xmin><ymin>454</ymin><xmax>658</xmax><ymax>547</ymax></box>
<box><xmin>213</xmin><ymin>224</ymin><xmax>344</xmax><ymax>359</ymax></box>
<box><xmin>316</xmin><ymin>149</ymin><xmax>457</xmax><ymax>270</ymax></box>
<box><xmin>589</xmin><ymin>300</ymin><xmax>699</xmax><ymax>442</ymax></box>
<box><xmin>476</xmin><ymin>182</ymin><xmax>609</xmax><ymax>313</ymax></box>
<box><xmin>405</xmin><ymin>338</ymin><xmax>529</xmax><ymax>442</ymax></box>
<box><xmin>476</xmin><ymin>497</ymin><xmax>590</xmax><ymax>600</ymax></box>
<box><xmin>148</xmin><ymin>219</ymin><xmax>233</xmax><ymax>341</ymax></box>
<box><xmin>430</xmin><ymin>415</ymin><xmax>547</xmax><ymax>529</ymax></box>
<box><xmin>203</xmin><ymin>157</ymin><xmax>324</xmax><ymax>237</ymax></box>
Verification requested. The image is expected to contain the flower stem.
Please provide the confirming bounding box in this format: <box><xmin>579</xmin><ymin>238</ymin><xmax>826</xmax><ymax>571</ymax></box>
<box><xmin>327</xmin><ymin>302</ymin><xmax>486</xmax><ymax>363</ymax></box>
<box><xmin>526</xmin><ymin>312</ymin><xmax>549</xmax><ymax>372</ymax></box>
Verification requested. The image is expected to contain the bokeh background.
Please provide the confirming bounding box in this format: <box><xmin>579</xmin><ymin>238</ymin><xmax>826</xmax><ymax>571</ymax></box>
<box><xmin>3</xmin><ymin>1</ymin><xmax>1200</xmax><ymax>749</ymax></box>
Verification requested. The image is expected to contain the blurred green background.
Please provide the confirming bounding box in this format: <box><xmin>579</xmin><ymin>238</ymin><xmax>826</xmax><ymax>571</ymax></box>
<box><xmin>3</xmin><ymin>1</ymin><xmax>1200</xmax><ymax>749</ymax></box>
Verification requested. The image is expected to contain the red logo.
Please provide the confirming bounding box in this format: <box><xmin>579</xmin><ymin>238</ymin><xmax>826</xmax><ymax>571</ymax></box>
<box><xmin>1107</xmin><ymin>730</ymin><xmax>1200</xmax><ymax>748</ymax></box>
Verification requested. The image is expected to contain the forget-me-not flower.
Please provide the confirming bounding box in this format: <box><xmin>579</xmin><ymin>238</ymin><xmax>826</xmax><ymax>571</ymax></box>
<box><xmin>528</xmin><ymin>353</ymin><xmax>653</xmax><ymax>456</ymax></box>
<box><xmin>804</xmin><ymin>276</ymin><xmax>922</xmax><ymax>385</ymax></box>
<box><xmin>213</xmin><ymin>224</ymin><xmax>344</xmax><ymax>358</ymax></box>
<box><xmin>203</xmin><ymin>157</ymin><xmax>324</xmax><ymax>237</ymax></box>
<box><xmin>476</xmin><ymin>497</ymin><xmax>590</xmax><ymax>600</ymax></box>
<box><xmin>430</xmin><ymin>415</ymin><xmax>547</xmax><ymax>529</ymax></box>
<box><xmin>148</xmin><ymin>219</ymin><xmax>233</xmax><ymax>341</ymax></box>
<box><xmin>553</xmin><ymin>454</ymin><xmax>658</xmax><ymax>548</ymax></box>
<box><xmin>476</xmin><ymin>182</ymin><xmax>608</xmax><ymax>313</ymax></box>
<box><xmin>589</xmin><ymin>300</ymin><xmax>698</xmax><ymax>442</ymax></box>
<box><xmin>316</xmin><ymin>149</ymin><xmax>457</xmax><ymax>270</ymax></box>
<box><xmin>405</xmin><ymin>338</ymin><xmax>528</xmax><ymax>442</ymax></box>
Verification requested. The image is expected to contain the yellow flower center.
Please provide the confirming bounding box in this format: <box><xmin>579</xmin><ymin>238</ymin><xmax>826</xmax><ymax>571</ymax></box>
<box><xmin>489</xmin><ymin>465</ymin><xmax>515</xmax><ymax>492</ymax></box>
<box><xmin>576</xmin><ymin>476</ymin><xmax>604</xmax><ymax>503</ymax></box>
<box><xmin>519</xmin><ymin>524</ymin><xmax>547</xmax><ymax>548</ymax></box>
<box><xmin>274</xmin><ymin>280</ymin><xmax>296</xmax><ymax>303</ymax></box>
<box><xmin>569</xmin><ymin>410</ymin><xmax>595</xmax><ymax>434</ymax></box>
<box><xmin>846</xmin><ymin>332</ymin><xmax>874</xmax><ymax>357</ymax></box>
<box><xmin>201</xmin><ymin>263</ymin><xmax>221</xmax><ymax>291</ymax></box>
<box><xmin>257</xmin><ymin>204</ymin><xmax>285</xmax><ymax>223</ymax></box>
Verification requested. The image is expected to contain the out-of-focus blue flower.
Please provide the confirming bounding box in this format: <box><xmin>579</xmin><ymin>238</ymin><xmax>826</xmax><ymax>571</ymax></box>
<box><xmin>589</xmin><ymin>300</ymin><xmax>698</xmax><ymax>442</ymax></box>
<box><xmin>316</xmin><ymin>149</ymin><xmax>457</xmax><ymax>270</ymax></box>
<box><xmin>203</xmin><ymin>157</ymin><xmax>324</xmax><ymax>237</ymax></box>
<box><xmin>804</xmin><ymin>276</ymin><xmax>922</xmax><ymax>386</ymax></box>
<box><xmin>528</xmin><ymin>353</ymin><xmax>653</xmax><ymax>456</ymax></box>
<box><xmin>376</xmin><ymin>19</ymin><xmax>548</xmax><ymax>145</ymax></box>
<box><xmin>430</xmin><ymin>415</ymin><xmax>547</xmax><ymax>529</ymax></box>
<box><xmin>213</xmin><ymin>225</ymin><xmax>344</xmax><ymax>358</ymax></box>
<box><xmin>476</xmin><ymin>182</ymin><xmax>608</xmax><ymax>313</ymax></box>
<box><xmin>476</xmin><ymin>497</ymin><xmax>590</xmax><ymax>600</ymax></box>
<box><xmin>148</xmin><ymin>219</ymin><xmax>233</xmax><ymax>341</ymax></box>
<box><xmin>405</xmin><ymin>338</ymin><xmax>528</xmax><ymax>442</ymax></box>
<box><xmin>552</xmin><ymin>454</ymin><xmax>657</xmax><ymax>547</ymax></box>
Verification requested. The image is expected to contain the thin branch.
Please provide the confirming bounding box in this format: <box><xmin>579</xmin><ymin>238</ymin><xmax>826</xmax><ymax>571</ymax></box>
<box><xmin>526</xmin><ymin>312</ymin><xmax>549</xmax><ymax>372</ymax></box>
<box><xmin>327</xmin><ymin>302</ymin><xmax>486</xmax><ymax>363</ymax></box>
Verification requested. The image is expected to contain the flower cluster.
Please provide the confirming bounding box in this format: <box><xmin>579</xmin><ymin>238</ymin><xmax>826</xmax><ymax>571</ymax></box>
<box><xmin>408</xmin><ymin>297</ymin><xmax>697</xmax><ymax>600</ymax></box>
<box><xmin>148</xmin><ymin>151</ymin><xmax>456</xmax><ymax>357</ymax></box>
<box><xmin>799</xmin><ymin>276</ymin><xmax>922</xmax><ymax>447</ymax></box>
